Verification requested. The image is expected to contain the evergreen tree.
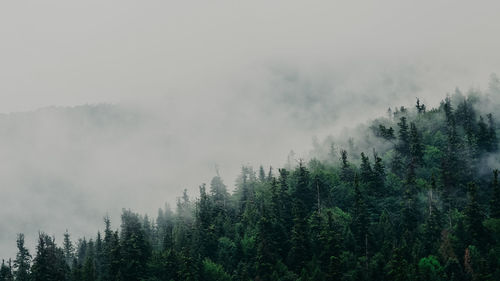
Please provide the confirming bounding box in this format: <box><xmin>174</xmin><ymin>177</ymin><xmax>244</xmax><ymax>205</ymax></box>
<box><xmin>340</xmin><ymin>149</ymin><xmax>354</xmax><ymax>182</ymax></box>
<box><xmin>491</xmin><ymin>169</ymin><xmax>500</xmax><ymax>219</ymax></box>
<box><xmin>287</xmin><ymin>163</ymin><xmax>311</xmax><ymax>272</ymax></box>
<box><xmin>464</xmin><ymin>182</ymin><xmax>486</xmax><ymax>248</ymax></box>
<box><xmin>119</xmin><ymin>210</ymin><xmax>151</xmax><ymax>281</ymax></box>
<box><xmin>352</xmin><ymin>175</ymin><xmax>369</xmax><ymax>257</ymax></box>
<box><xmin>256</xmin><ymin>207</ymin><xmax>277</xmax><ymax>281</ymax></box>
<box><xmin>31</xmin><ymin>233</ymin><xmax>68</xmax><ymax>281</ymax></box>
<box><xmin>372</xmin><ymin>151</ymin><xmax>386</xmax><ymax>196</ymax></box>
<box><xmin>0</xmin><ymin>260</ymin><xmax>13</xmax><ymax>281</ymax></box>
<box><xmin>196</xmin><ymin>184</ymin><xmax>217</xmax><ymax>260</ymax></box>
<box><xmin>13</xmin><ymin>234</ymin><xmax>31</xmax><ymax>281</ymax></box>
<box><xmin>360</xmin><ymin>152</ymin><xmax>374</xmax><ymax>187</ymax></box>
<box><xmin>488</xmin><ymin>113</ymin><xmax>498</xmax><ymax>152</ymax></box>
<box><xmin>441</xmin><ymin>115</ymin><xmax>460</xmax><ymax>211</ymax></box>
<box><xmin>63</xmin><ymin>231</ymin><xmax>74</xmax><ymax>267</ymax></box>
<box><xmin>416</xmin><ymin>98</ymin><xmax>426</xmax><ymax>114</ymax></box>
<box><xmin>397</xmin><ymin>116</ymin><xmax>410</xmax><ymax>155</ymax></box>
<box><xmin>401</xmin><ymin>162</ymin><xmax>418</xmax><ymax>242</ymax></box>
<box><xmin>409</xmin><ymin>122</ymin><xmax>424</xmax><ymax>165</ymax></box>
<box><xmin>209</xmin><ymin>175</ymin><xmax>229</xmax><ymax>212</ymax></box>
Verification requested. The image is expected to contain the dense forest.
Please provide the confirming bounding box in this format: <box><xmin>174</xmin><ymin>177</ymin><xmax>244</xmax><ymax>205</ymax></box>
<box><xmin>2</xmin><ymin>90</ymin><xmax>500</xmax><ymax>281</ymax></box>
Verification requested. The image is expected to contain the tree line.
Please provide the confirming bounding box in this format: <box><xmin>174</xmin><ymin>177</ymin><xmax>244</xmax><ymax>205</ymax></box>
<box><xmin>2</xmin><ymin>93</ymin><xmax>500</xmax><ymax>280</ymax></box>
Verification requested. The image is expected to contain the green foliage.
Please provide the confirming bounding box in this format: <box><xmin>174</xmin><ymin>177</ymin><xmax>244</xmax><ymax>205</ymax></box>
<box><xmin>418</xmin><ymin>256</ymin><xmax>443</xmax><ymax>281</ymax></box>
<box><xmin>201</xmin><ymin>259</ymin><xmax>231</xmax><ymax>281</ymax></box>
<box><xmin>4</xmin><ymin>92</ymin><xmax>500</xmax><ymax>280</ymax></box>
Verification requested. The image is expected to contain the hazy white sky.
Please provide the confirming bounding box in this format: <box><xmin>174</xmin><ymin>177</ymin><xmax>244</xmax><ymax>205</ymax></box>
<box><xmin>1</xmin><ymin>1</ymin><xmax>499</xmax><ymax>111</ymax></box>
<box><xmin>1</xmin><ymin>1</ymin><xmax>500</xmax><ymax>258</ymax></box>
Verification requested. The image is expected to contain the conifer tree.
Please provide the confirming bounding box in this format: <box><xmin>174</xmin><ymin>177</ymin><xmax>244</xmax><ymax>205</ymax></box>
<box><xmin>360</xmin><ymin>152</ymin><xmax>373</xmax><ymax>187</ymax></box>
<box><xmin>63</xmin><ymin>231</ymin><xmax>74</xmax><ymax>267</ymax></box>
<box><xmin>491</xmin><ymin>169</ymin><xmax>500</xmax><ymax>219</ymax></box>
<box><xmin>13</xmin><ymin>234</ymin><xmax>31</xmax><ymax>281</ymax></box>
<box><xmin>340</xmin><ymin>149</ymin><xmax>354</xmax><ymax>182</ymax></box>
<box><xmin>256</xmin><ymin>207</ymin><xmax>278</xmax><ymax>281</ymax></box>
<box><xmin>119</xmin><ymin>210</ymin><xmax>151</xmax><ymax>281</ymax></box>
<box><xmin>372</xmin><ymin>151</ymin><xmax>386</xmax><ymax>196</ymax></box>
<box><xmin>352</xmin><ymin>175</ymin><xmax>369</xmax><ymax>257</ymax></box>
<box><xmin>409</xmin><ymin>122</ymin><xmax>424</xmax><ymax>165</ymax></box>
<box><xmin>487</xmin><ymin>113</ymin><xmax>498</xmax><ymax>152</ymax></box>
<box><xmin>0</xmin><ymin>260</ymin><xmax>13</xmax><ymax>281</ymax></box>
<box><xmin>464</xmin><ymin>182</ymin><xmax>485</xmax><ymax>248</ymax></box>
<box><xmin>31</xmin><ymin>233</ymin><xmax>68</xmax><ymax>281</ymax></box>
<box><xmin>287</xmin><ymin>163</ymin><xmax>311</xmax><ymax>272</ymax></box>
<box><xmin>397</xmin><ymin>116</ymin><xmax>410</xmax><ymax>155</ymax></box>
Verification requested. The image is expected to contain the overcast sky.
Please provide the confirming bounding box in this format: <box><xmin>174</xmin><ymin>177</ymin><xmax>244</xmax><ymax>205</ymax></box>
<box><xmin>1</xmin><ymin>1</ymin><xmax>500</xmax><ymax>258</ymax></box>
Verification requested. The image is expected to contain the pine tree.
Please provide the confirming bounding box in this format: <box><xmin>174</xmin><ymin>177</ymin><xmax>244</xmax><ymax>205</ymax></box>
<box><xmin>256</xmin><ymin>207</ymin><xmax>278</xmax><ymax>281</ymax></box>
<box><xmin>487</xmin><ymin>113</ymin><xmax>498</xmax><ymax>152</ymax></box>
<box><xmin>209</xmin><ymin>175</ymin><xmax>229</xmax><ymax>211</ymax></box>
<box><xmin>287</xmin><ymin>202</ymin><xmax>310</xmax><ymax>273</ymax></box>
<box><xmin>119</xmin><ymin>210</ymin><xmax>151</xmax><ymax>281</ymax></box>
<box><xmin>416</xmin><ymin>98</ymin><xmax>426</xmax><ymax>114</ymax></box>
<box><xmin>360</xmin><ymin>152</ymin><xmax>373</xmax><ymax>187</ymax></box>
<box><xmin>477</xmin><ymin>115</ymin><xmax>490</xmax><ymax>152</ymax></box>
<box><xmin>397</xmin><ymin>116</ymin><xmax>410</xmax><ymax>155</ymax></box>
<box><xmin>31</xmin><ymin>233</ymin><xmax>69</xmax><ymax>281</ymax></box>
<box><xmin>423</xmin><ymin>178</ymin><xmax>442</xmax><ymax>256</ymax></box>
<box><xmin>491</xmin><ymin>169</ymin><xmax>500</xmax><ymax>219</ymax></box>
<box><xmin>464</xmin><ymin>182</ymin><xmax>485</xmax><ymax>248</ymax></box>
<box><xmin>259</xmin><ymin>165</ymin><xmax>267</xmax><ymax>183</ymax></box>
<box><xmin>340</xmin><ymin>149</ymin><xmax>354</xmax><ymax>182</ymax></box>
<box><xmin>385</xmin><ymin>247</ymin><xmax>411</xmax><ymax>281</ymax></box>
<box><xmin>372</xmin><ymin>151</ymin><xmax>386</xmax><ymax>196</ymax></box>
<box><xmin>196</xmin><ymin>184</ymin><xmax>217</xmax><ymax>259</ymax></box>
<box><xmin>13</xmin><ymin>234</ymin><xmax>31</xmax><ymax>281</ymax></box>
<box><xmin>292</xmin><ymin>161</ymin><xmax>313</xmax><ymax>213</ymax></box>
<box><xmin>409</xmin><ymin>122</ymin><xmax>424</xmax><ymax>165</ymax></box>
<box><xmin>401</xmin><ymin>162</ymin><xmax>418</xmax><ymax>242</ymax></box>
<box><xmin>0</xmin><ymin>260</ymin><xmax>13</xmax><ymax>281</ymax></box>
<box><xmin>287</xmin><ymin>163</ymin><xmax>311</xmax><ymax>272</ymax></box>
<box><xmin>441</xmin><ymin>115</ymin><xmax>460</xmax><ymax>211</ymax></box>
<box><xmin>82</xmin><ymin>239</ymin><xmax>96</xmax><ymax>281</ymax></box>
<box><xmin>63</xmin><ymin>231</ymin><xmax>74</xmax><ymax>267</ymax></box>
<box><xmin>352</xmin><ymin>175</ymin><xmax>369</xmax><ymax>258</ymax></box>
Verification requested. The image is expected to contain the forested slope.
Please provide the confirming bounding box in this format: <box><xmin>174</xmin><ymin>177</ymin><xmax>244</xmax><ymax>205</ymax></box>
<box><xmin>2</xmin><ymin>91</ymin><xmax>500</xmax><ymax>281</ymax></box>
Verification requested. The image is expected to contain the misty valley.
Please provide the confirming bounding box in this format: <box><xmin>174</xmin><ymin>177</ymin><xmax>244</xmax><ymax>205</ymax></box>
<box><xmin>2</xmin><ymin>84</ymin><xmax>500</xmax><ymax>281</ymax></box>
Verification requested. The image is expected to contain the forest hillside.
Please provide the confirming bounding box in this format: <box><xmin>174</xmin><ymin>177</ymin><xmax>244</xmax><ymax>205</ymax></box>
<box><xmin>2</xmin><ymin>88</ymin><xmax>500</xmax><ymax>281</ymax></box>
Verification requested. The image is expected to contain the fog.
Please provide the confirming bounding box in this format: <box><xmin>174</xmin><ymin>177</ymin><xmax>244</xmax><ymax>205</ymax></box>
<box><xmin>1</xmin><ymin>1</ymin><xmax>500</xmax><ymax>258</ymax></box>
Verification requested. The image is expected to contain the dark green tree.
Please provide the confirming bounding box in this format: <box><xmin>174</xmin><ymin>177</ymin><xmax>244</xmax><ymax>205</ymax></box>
<box><xmin>397</xmin><ymin>116</ymin><xmax>410</xmax><ymax>155</ymax></box>
<box><xmin>0</xmin><ymin>260</ymin><xmax>13</xmax><ymax>281</ymax></box>
<box><xmin>491</xmin><ymin>169</ymin><xmax>500</xmax><ymax>219</ymax></box>
<box><xmin>13</xmin><ymin>234</ymin><xmax>31</xmax><ymax>281</ymax></box>
<box><xmin>352</xmin><ymin>176</ymin><xmax>369</xmax><ymax>258</ymax></box>
<box><xmin>340</xmin><ymin>150</ymin><xmax>354</xmax><ymax>182</ymax></box>
<box><xmin>464</xmin><ymin>182</ymin><xmax>486</xmax><ymax>248</ymax></box>
<box><xmin>31</xmin><ymin>233</ymin><xmax>69</xmax><ymax>281</ymax></box>
<box><xmin>409</xmin><ymin>122</ymin><xmax>424</xmax><ymax>165</ymax></box>
<box><xmin>119</xmin><ymin>210</ymin><xmax>151</xmax><ymax>281</ymax></box>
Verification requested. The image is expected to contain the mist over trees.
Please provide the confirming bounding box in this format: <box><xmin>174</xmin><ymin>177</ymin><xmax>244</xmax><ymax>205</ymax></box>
<box><xmin>3</xmin><ymin>82</ymin><xmax>500</xmax><ymax>280</ymax></box>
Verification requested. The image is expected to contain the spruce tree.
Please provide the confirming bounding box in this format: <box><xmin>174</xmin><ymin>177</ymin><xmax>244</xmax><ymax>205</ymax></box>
<box><xmin>409</xmin><ymin>122</ymin><xmax>424</xmax><ymax>165</ymax></box>
<box><xmin>397</xmin><ymin>116</ymin><xmax>410</xmax><ymax>155</ymax></box>
<box><xmin>13</xmin><ymin>234</ymin><xmax>31</xmax><ymax>281</ymax></box>
<box><xmin>62</xmin><ymin>231</ymin><xmax>74</xmax><ymax>267</ymax></box>
<box><xmin>352</xmin><ymin>175</ymin><xmax>369</xmax><ymax>257</ymax></box>
<box><xmin>31</xmin><ymin>233</ymin><xmax>68</xmax><ymax>281</ymax></box>
<box><xmin>487</xmin><ymin>113</ymin><xmax>498</xmax><ymax>152</ymax></box>
<box><xmin>491</xmin><ymin>169</ymin><xmax>500</xmax><ymax>219</ymax></box>
<box><xmin>119</xmin><ymin>210</ymin><xmax>151</xmax><ymax>281</ymax></box>
<box><xmin>0</xmin><ymin>260</ymin><xmax>13</xmax><ymax>281</ymax></box>
<box><xmin>340</xmin><ymin>149</ymin><xmax>354</xmax><ymax>182</ymax></box>
<box><xmin>464</xmin><ymin>182</ymin><xmax>485</xmax><ymax>248</ymax></box>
